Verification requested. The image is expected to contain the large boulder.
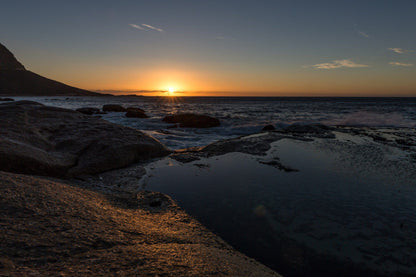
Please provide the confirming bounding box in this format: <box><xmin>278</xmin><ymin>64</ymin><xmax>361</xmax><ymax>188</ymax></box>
<box><xmin>102</xmin><ymin>104</ymin><xmax>126</xmax><ymax>112</ymax></box>
<box><xmin>0</xmin><ymin>101</ymin><xmax>170</xmax><ymax>177</ymax></box>
<box><xmin>262</xmin><ymin>124</ymin><xmax>275</xmax><ymax>131</ymax></box>
<box><xmin>163</xmin><ymin>113</ymin><xmax>220</xmax><ymax>128</ymax></box>
<box><xmin>125</xmin><ymin>107</ymin><xmax>148</xmax><ymax>118</ymax></box>
<box><xmin>76</xmin><ymin>107</ymin><xmax>101</xmax><ymax>115</ymax></box>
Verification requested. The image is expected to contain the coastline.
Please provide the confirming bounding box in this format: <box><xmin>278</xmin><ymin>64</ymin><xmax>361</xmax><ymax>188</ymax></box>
<box><xmin>0</xmin><ymin>100</ymin><xmax>281</xmax><ymax>276</ymax></box>
<box><xmin>2</xmin><ymin>99</ymin><xmax>416</xmax><ymax>276</ymax></box>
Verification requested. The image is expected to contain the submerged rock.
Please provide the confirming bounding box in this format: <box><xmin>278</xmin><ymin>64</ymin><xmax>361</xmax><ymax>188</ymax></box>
<box><xmin>0</xmin><ymin>101</ymin><xmax>170</xmax><ymax>177</ymax></box>
<box><xmin>76</xmin><ymin>107</ymin><xmax>101</xmax><ymax>115</ymax></box>
<box><xmin>125</xmin><ymin>107</ymin><xmax>148</xmax><ymax>118</ymax></box>
<box><xmin>163</xmin><ymin>113</ymin><xmax>220</xmax><ymax>128</ymax></box>
<box><xmin>102</xmin><ymin>104</ymin><xmax>126</xmax><ymax>112</ymax></box>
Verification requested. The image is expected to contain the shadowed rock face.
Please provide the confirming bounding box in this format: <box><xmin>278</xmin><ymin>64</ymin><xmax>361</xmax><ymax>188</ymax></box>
<box><xmin>0</xmin><ymin>43</ymin><xmax>100</xmax><ymax>96</ymax></box>
<box><xmin>125</xmin><ymin>107</ymin><xmax>148</xmax><ymax>118</ymax></box>
<box><xmin>0</xmin><ymin>101</ymin><xmax>170</xmax><ymax>177</ymax></box>
<box><xmin>163</xmin><ymin>113</ymin><xmax>220</xmax><ymax>128</ymax></box>
<box><xmin>0</xmin><ymin>43</ymin><xmax>25</xmax><ymax>70</ymax></box>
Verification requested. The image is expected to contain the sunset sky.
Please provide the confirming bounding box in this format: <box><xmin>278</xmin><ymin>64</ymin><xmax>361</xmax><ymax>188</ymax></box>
<box><xmin>1</xmin><ymin>0</ymin><xmax>415</xmax><ymax>96</ymax></box>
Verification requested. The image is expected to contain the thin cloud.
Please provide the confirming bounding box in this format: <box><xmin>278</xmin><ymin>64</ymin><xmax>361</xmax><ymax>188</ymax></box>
<box><xmin>358</xmin><ymin>31</ymin><xmax>369</xmax><ymax>38</ymax></box>
<box><xmin>312</xmin><ymin>59</ymin><xmax>369</xmax><ymax>69</ymax></box>
<box><xmin>388</xmin><ymin>48</ymin><xmax>413</xmax><ymax>54</ymax></box>
<box><xmin>141</xmin><ymin>24</ymin><xmax>164</xmax><ymax>32</ymax></box>
<box><xmin>129</xmin><ymin>24</ymin><xmax>145</xmax><ymax>30</ymax></box>
<box><xmin>215</xmin><ymin>36</ymin><xmax>225</xmax><ymax>40</ymax></box>
<box><xmin>389</xmin><ymin>62</ymin><xmax>414</xmax><ymax>67</ymax></box>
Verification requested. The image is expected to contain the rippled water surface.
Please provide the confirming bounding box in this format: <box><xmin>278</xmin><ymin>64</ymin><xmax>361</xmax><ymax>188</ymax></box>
<box><xmin>13</xmin><ymin>96</ymin><xmax>416</xmax><ymax>149</ymax></box>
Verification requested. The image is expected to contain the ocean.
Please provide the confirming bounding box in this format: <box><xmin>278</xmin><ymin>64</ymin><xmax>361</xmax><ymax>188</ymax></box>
<box><xmin>13</xmin><ymin>96</ymin><xmax>416</xmax><ymax>149</ymax></box>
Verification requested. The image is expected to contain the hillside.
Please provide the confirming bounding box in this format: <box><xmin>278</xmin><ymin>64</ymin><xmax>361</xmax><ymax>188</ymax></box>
<box><xmin>0</xmin><ymin>43</ymin><xmax>100</xmax><ymax>96</ymax></box>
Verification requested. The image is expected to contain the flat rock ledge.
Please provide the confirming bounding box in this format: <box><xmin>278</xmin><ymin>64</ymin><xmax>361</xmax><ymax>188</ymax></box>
<box><xmin>0</xmin><ymin>171</ymin><xmax>280</xmax><ymax>276</ymax></box>
<box><xmin>0</xmin><ymin>101</ymin><xmax>170</xmax><ymax>177</ymax></box>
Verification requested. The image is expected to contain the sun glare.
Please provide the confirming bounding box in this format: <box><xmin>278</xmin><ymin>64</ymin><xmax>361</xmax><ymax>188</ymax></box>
<box><xmin>167</xmin><ymin>87</ymin><xmax>176</xmax><ymax>96</ymax></box>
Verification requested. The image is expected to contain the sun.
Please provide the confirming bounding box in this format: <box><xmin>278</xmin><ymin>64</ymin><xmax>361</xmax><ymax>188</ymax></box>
<box><xmin>167</xmin><ymin>87</ymin><xmax>176</xmax><ymax>96</ymax></box>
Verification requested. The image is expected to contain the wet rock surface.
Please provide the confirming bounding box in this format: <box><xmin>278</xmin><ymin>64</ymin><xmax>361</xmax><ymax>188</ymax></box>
<box><xmin>102</xmin><ymin>104</ymin><xmax>126</xmax><ymax>112</ymax></box>
<box><xmin>76</xmin><ymin>107</ymin><xmax>102</xmax><ymax>115</ymax></box>
<box><xmin>125</xmin><ymin>107</ymin><xmax>148</xmax><ymax>118</ymax></box>
<box><xmin>0</xmin><ymin>101</ymin><xmax>170</xmax><ymax>177</ymax></box>
<box><xmin>201</xmin><ymin>133</ymin><xmax>310</xmax><ymax>157</ymax></box>
<box><xmin>163</xmin><ymin>113</ymin><xmax>220</xmax><ymax>128</ymax></box>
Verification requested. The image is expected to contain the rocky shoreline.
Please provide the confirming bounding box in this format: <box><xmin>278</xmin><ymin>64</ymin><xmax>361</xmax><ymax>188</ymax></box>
<box><xmin>2</xmin><ymin>100</ymin><xmax>416</xmax><ymax>276</ymax></box>
<box><xmin>0</xmin><ymin>100</ymin><xmax>280</xmax><ymax>276</ymax></box>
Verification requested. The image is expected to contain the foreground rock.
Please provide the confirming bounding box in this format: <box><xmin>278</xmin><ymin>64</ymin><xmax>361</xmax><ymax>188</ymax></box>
<box><xmin>0</xmin><ymin>101</ymin><xmax>170</xmax><ymax>177</ymax></box>
<box><xmin>102</xmin><ymin>104</ymin><xmax>126</xmax><ymax>112</ymax></box>
<box><xmin>0</xmin><ymin>171</ymin><xmax>280</xmax><ymax>276</ymax></box>
<box><xmin>163</xmin><ymin>113</ymin><xmax>220</xmax><ymax>128</ymax></box>
<box><xmin>125</xmin><ymin>107</ymin><xmax>148</xmax><ymax>118</ymax></box>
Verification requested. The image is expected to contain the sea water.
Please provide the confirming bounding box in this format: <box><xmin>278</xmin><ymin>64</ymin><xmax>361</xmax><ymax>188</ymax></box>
<box><xmin>12</xmin><ymin>96</ymin><xmax>416</xmax><ymax>149</ymax></box>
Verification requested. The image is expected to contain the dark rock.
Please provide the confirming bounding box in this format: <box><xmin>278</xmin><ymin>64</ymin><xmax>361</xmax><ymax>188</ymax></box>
<box><xmin>258</xmin><ymin>160</ymin><xmax>299</xmax><ymax>172</ymax></box>
<box><xmin>0</xmin><ymin>43</ymin><xmax>100</xmax><ymax>96</ymax></box>
<box><xmin>0</xmin><ymin>97</ymin><xmax>14</xmax><ymax>101</ymax></box>
<box><xmin>125</xmin><ymin>107</ymin><xmax>148</xmax><ymax>118</ymax></box>
<box><xmin>262</xmin><ymin>125</ymin><xmax>275</xmax><ymax>131</ymax></box>
<box><xmin>163</xmin><ymin>113</ymin><xmax>220</xmax><ymax>128</ymax></box>
<box><xmin>127</xmin><ymin>106</ymin><xmax>145</xmax><ymax>113</ymax></box>
<box><xmin>136</xmin><ymin>191</ymin><xmax>174</xmax><ymax>211</ymax></box>
<box><xmin>284</xmin><ymin>124</ymin><xmax>330</xmax><ymax>134</ymax></box>
<box><xmin>202</xmin><ymin>133</ymin><xmax>284</xmax><ymax>157</ymax></box>
<box><xmin>282</xmin><ymin>124</ymin><xmax>335</xmax><ymax>138</ymax></box>
<box><xmin>102</xmin><ymin>104</ymin><xmax>126</xmax><ymax>112</ymax></box>
<box><xmin>170</xmin><ymin>152</ymin><xmax>201</xmax><ymax>163</ymax></box>
<box><xmin>0</xmin><ymin>43</ymin><xmax>25</xmax><ymax>70</ymax></box>
<box><xmin>0</xmin><ymin>101</ymin><xmax>170</xmax><ymax>177</ymax></box>
<box><xmin>76</xmin><ymin>107</ymin><xmax>101</xmax><ymax>115</ymax></box>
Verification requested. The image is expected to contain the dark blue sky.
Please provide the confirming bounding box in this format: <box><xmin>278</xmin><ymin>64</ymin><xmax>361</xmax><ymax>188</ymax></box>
<box><xmin>1</xmin><ymin>0</ymin><xmax>415</xmax><ymax>95</ymax></box>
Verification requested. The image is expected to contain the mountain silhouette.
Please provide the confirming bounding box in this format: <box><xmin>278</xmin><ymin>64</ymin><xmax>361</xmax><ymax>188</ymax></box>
<box><xmin>0</xmin><ymin>43</ymin><xmax>100</xmax><ymax>96</ymax></box>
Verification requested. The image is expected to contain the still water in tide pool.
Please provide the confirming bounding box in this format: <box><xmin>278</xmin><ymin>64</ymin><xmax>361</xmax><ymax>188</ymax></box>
<box><xmin>145</xmin><ymin>139</ymin><xmax>416</xmax><ymax>276</ymax></box>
